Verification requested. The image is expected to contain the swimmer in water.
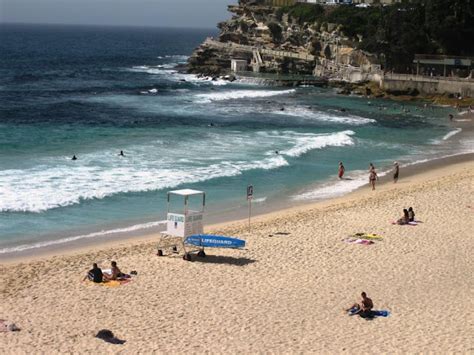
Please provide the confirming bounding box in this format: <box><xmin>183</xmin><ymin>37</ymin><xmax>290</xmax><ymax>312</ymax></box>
<box><xmin>72</xmin><ymin>155</ymin><xmax>77</xmax><ymax>161</ymax></box>
<box><xmin>119</xmin><ymin>150</ymin><xmax>125</xmax><ymax>157</ymax></box>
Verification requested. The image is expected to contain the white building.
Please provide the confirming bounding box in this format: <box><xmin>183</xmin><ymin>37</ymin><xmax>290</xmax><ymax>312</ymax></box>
<box><xmin>231</xmin><ymin>59</ymin><xmax>248</xmax><ymax>72</ymax></box>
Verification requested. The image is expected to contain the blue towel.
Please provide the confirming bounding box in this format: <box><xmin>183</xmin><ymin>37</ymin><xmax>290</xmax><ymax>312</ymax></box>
<box><xmin>372</xmin><ymin>310</ymin><xmax>390</xmax><ymax>317</ymax></box>
<box><xmin>348</xmin><ymin>308</ymin><xmax>390</xmax><ymax>318</ymax></box>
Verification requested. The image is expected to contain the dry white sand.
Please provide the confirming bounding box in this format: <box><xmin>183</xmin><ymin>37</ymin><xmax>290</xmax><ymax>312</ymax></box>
<box><xmin>1</xmin><ymin>160</ymin><xmax>473</xmax><ymax>353</ymax></box>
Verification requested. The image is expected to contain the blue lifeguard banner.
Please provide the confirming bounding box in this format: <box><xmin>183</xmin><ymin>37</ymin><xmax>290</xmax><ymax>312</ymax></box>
<box><xmin>185</xmin><ymin>234</ymin><xmax>246</xmax><ymax>249</ymax></box>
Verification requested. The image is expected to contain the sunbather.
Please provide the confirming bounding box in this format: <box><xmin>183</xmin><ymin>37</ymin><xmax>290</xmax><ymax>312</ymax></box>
<box><xmin>347</xmin><ymin>292</ymin><xmax>374</xmax><ymax>317</ymax></box>
<box><xmin>83</xmin><ymin>263</ymin><xmax>103</xmax><ymax>283</ymax></box>
<box><xmin>397</xmin><ymin>209</ymin><xmax>410</xmax><ymax>225</ymax></box>
<box><xmin>103</xmin><ymin>261</ymin><xmax>125</xmax><ymax>281</ymax></box>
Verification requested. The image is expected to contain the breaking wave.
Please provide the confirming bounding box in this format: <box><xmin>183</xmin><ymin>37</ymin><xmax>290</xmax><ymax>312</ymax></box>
<box><xmin>195</xmin><ymin>89</ymin><xmax>296</xmax><ymax>103</ymax></box>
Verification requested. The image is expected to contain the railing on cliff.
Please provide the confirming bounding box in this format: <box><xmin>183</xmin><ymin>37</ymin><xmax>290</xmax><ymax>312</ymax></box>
<box><xmin>383</xmin><ymin>73</ymin><xmax>474</xmax><ymax>83</ymax></box>
<box><xmin>204</xmin><ymin>38</ymin><xmax>315</xmax><ymax>62</ymax></box>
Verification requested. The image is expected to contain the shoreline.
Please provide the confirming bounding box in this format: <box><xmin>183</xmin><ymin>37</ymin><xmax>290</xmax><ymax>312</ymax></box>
<box><xmin>2</xmin><ymin>149</ymin><xmax>472</xmax><ymax>265</ymax></box>
<box><xmin>1</xmin><ymin>144</ymin><xmax>472</xmax><ymax>353</ymax></box>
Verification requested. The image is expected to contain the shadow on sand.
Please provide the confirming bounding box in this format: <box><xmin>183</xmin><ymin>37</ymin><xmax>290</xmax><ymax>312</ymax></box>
<box><xmin>192</xmin><ymin>255</ymin><xmax>256</xmax><ymax>266</ymax></box>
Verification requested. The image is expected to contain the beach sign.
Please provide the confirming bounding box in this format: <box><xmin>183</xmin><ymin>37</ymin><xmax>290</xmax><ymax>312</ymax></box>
<box><xmin>247</xmin><ymin>185</ymin><xmax>253</xmax><ymax>200</ymax></box>
<box><xmin>247</xmin><ymin>185</ymin><xmax>253</xmax><ymax>232</ymax></box>
<box><xmin>185</xmin><ymin>234</ymin><xmax>245</xmax><ymax>249</ymax></box>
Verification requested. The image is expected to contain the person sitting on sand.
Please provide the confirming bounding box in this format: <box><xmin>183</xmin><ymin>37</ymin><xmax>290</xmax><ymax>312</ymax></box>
<box><xmin>347</xmin><ymin>292</ymin><xmax>373</xmax><ymax>317</ymax></box>
<box><xmin>84</xmin><ymin>263</ymin><xmax>103</xmax><ymax>283</ymax></box>
<box><xmin>397</xmin><ymin>209</ymin><xmax>410</xmax><ymax>225</ymax></box>
<box><xmin>103</xmin><ymin>261</ymin><xmax>125</xmax><ymax>281</ymax></box>
<box><xmin>338</xmin><ymin>161</ymin><xmax>345</xmax><ymax>179</ymax></box>
<box><xmin>408</xmin><ymin>207</ymin><xmax>415</xmax><ymax>222</ymax></box>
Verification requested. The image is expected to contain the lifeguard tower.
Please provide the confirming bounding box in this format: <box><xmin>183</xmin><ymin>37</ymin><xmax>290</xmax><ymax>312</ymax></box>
<box><xmin>157</xmin><ymin>189</ymin><xmax>205</xmax><ymax>257</ymax></box>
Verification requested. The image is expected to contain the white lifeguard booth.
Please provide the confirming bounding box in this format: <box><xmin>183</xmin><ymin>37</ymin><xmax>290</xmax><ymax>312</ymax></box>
<box><xmin>157</xmin><ymin>189</ymin><xmax>205</xmax><ymax>258</ymax></box>
<box><xmin>164</xmin><ymin>189</ymin><xmax>205</xmax><ymax>238</ymax></box>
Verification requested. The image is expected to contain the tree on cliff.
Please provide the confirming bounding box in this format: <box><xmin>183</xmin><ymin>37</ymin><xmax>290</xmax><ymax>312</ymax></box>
<box><xmin>268</xmin><ymin>22</ymin><xmax>283</xmax><ymax>43</ymax></box>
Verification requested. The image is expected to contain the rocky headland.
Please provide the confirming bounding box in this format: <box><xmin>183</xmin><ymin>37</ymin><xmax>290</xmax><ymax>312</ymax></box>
<box><xmin>187</xmin><ymin>1</ymin><xmax>474</xmax><ymax>105</ymax></box>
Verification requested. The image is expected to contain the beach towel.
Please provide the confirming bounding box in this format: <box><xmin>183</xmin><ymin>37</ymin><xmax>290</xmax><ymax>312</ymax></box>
<box><xmin>391</xmin><ymin>221</ymin><xmax>418</xmax><ymax>226</ymax></box>
<box><xmin>84</xmin><ymin>279</ymin><xmax>132</xmax><ymax>287</ymax></box>
<box><xmin>350</xmin><ymin>233</ymin><xmax>383</xmax><ymax>240</ymax></box>
<box><xmin>348</xmin><ymin>307</ymin><xmax>390</xmax><ymax>318</ymax></box>
<box><xmin>344</xmin><ymin>238</ymin><xmax>374</xmax><ymax>245</ymax></box>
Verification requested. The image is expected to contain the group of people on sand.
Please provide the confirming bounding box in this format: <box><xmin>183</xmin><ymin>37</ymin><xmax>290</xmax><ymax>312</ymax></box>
<box><xmin>84</xmin><ymin>261</ymin><xmax>128</xmax><ymax>283</ymax></box>
<box><xmin>397</xmin><ymin>207</ymin><xmax>416</xmax><ymax>225</ymax></box>
<box><xmin>338</xmin><ymin>161</ymin><xmax>400</xmax><ymax>190</ymax></box>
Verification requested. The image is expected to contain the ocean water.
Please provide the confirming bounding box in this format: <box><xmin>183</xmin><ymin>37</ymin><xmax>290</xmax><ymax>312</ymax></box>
<box><xmin>0</xmin><ymin>24</ymin><xmax>471</xmax><ymax>255</ymax></box>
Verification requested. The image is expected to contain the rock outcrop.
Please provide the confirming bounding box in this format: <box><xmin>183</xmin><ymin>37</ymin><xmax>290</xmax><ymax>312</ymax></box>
<box><xmin>187</xmin><ymin>1</ymin><xmax>381</xmax><ymax>82</ymax></box>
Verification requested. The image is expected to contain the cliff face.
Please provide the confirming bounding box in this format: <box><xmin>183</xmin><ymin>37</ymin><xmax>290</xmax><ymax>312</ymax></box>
<box><xmin>187</xmin><ymin>1</ymin><xmax>378</xmax><ymax>78</ymax></box>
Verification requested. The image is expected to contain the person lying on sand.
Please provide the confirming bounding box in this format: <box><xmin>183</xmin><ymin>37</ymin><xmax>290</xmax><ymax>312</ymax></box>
<box><xmin>103</xmin><ymin>261</ymin><xmax>127</xmax><ymax>281</ymax></box>
<box><xmin>83</xmin><ymin>263</ymin><xmax>103</xmax><ymax>283</ymax></box>
<box><xmin>347</xmin><ymin>292</ymin><xmax>373</xmax><ymax>317</ymax></box>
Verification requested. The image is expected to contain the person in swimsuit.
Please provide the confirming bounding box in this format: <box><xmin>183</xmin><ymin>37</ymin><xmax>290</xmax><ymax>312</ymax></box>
<box><xmin>103</xmin><ymin>261</ymin><xmax>124</xmax><ymax>281</ymax></box>
<box><xmin>397</xmin><ymin>209</ymin><xmax>409</xmax><ymax>225</ymax></box>
<box><xmin>408</xmin><ymin>207</ymin><xmax>415</xmax><ymax>222</ymax></box>
<box><xmin>338</xmin><ymin>161</ymin><xmax>345</xmax><ymax>179</ymax></box>
<box><xmin>72</xmin><ymin>155</ymin><xmax>77</xmax><ymax>161</ymax></box>
<box><xmin>119</xmin><ymin>150</ymin><xmax>125</xmax><ymax>157</ymax></box>
<box><xmin>369</xmin><ymin>168</ymin><xmax>377</xmax><ymax>190</ymax></box>
<box><xmin>393</xmin><ymin>162</ymin><xmax>399</xmax><ymax>183</ymax></box>
<box><xmin>347</xmin><ymin>292</ymin><xmax>374</xmax><ymax>317</ymax></box>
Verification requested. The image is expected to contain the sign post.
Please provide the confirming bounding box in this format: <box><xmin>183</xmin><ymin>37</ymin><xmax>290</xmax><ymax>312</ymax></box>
<box><xmin>247</xmin><ymin>185</ymin><xmax>253</xmax><ymax>233</ymax></box>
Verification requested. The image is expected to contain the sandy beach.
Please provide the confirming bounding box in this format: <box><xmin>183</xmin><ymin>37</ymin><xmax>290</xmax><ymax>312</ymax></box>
<box><xmin>1</xmin><ymin>153</ymin><xmax>473</xmax><ymax>353</ymax></box>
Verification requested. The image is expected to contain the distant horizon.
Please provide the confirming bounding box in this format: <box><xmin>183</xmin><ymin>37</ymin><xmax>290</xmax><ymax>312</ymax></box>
<box><xmin>0</xmin><ymin>21</ymin><xmax>219</xmax><ymax>31</ymax></box>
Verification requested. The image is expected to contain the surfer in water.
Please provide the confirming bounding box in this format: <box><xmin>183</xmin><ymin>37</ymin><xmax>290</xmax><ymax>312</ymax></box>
<box><xmin>119</xmin><ymin>150</ymin><xmax>125</xmax><ymax>157</ymax></box>
<box><xmin>338</xmin><ymin>161</ymin><xmax>345</xmax><ymax>179</ymax></box>
<box><xmin>72</xmin><ymin>155</ymin><xmax>77</xmax><ymax>161</ymax></box>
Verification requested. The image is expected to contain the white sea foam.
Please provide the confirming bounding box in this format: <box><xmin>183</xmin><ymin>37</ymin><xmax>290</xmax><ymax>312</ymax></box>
<box><xmin>275</xmin><ymin>130</ymin><xmax>355</xmax><ymax>157</ymax></box>
<box><xmin>195</xmin><ymin>89</ymin><xmax>296</xmax><ymax>103</ymax></box>
<box><xmin>0</xmin><ymin>154</ymin><xmax>288</xmax><ymax>213</ymax></box>
<box><xmin>293</xmin><ymin>168</ymin><xmax>389</xmax><ymax>201</ymax></box>
<box><xmin>252</xmin><ymin>197</ymin><xmax>267</xmax><ymax>203</ymax></box>
<box><xmin>273</xmin><ymin>106</ymin><xmax>376</xmax><ymax>125</ymax></box>
<box><xmin>130</xmin><ymin>66</ymin><xmax>177</xmax><ymax>75</ymax></box>
<box><xmin>442</xmin><ymin>128</ymin><xmax>462</xmax><ymax>141</ymax></box>
<box><xmin>0</xmin><ymin>220</ymin><xmax>166</xmax><ymax>254</ymax></box>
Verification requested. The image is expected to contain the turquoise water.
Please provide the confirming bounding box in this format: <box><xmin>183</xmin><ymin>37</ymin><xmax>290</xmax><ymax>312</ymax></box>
<box><xmin>0</xmin><ymin>24</ymin><xmax>471</xmax><ymax>255</ymax></box>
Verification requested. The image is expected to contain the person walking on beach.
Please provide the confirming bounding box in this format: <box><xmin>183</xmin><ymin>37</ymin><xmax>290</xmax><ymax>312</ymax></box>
<box><xmin>393</xmin><ymin>162</ymin><xmax>399</xmax><ymax>183</ymax></box>
<box><xmin>338</xmin><ymin>161</ymin><xmax>345</xmax><ymax>179</ymax></box>
<box><xmin>369</xmin><ymin>163</ymin><xmax>375</xmax><ymax>172</ymax></box>
<box><xmin>369</xmin><ymin>167</ymin><xmax>377</xmax><ymax>190</ymax></box>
